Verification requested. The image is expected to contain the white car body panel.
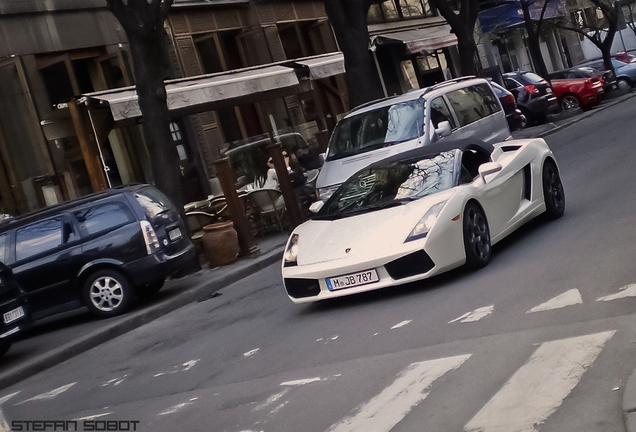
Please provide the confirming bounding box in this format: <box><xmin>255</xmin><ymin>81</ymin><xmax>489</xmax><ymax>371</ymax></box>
<box><xmin>282</xmin><ymin>138</ymin><xmax>558</xmax><ymax>304</ymax></box>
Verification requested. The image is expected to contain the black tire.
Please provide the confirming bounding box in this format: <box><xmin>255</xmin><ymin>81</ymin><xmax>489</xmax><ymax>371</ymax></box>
<box><xmin>560</xmin><ymin>94</ymin><xmax>581</xmax><ymax>111</ymax></box>
<box><xmin>463</xmin><ymin>202</ymin><xmax>491</xmax><ymax>269</ymax></box>
<box><xmin>617</xmin><ymin>78</ymin><xmax>630</xmax><ymax>91</ymax></box>
<box><xmin>137</xmin><ymin>279</ymin><xmax>165</xmax><ymax>298</ymax></box>
<box><xmin>83</xmin><ymin>269</ymin><xmax>134</xmax><ymax>318</ymax></box>
<box><xmin>542</xmin><ymin>159</ymin><xmax>565</xmax><ymax>219</ymax></box>
<box><xmin>519</xmin><ymin>107</ymin><xmax>535</xmax><ymax>127</ymax></box>
<box><xmin>0</xmin><ymin>340</ymin><xmax>11</xmax><ymax>357</ymax></box>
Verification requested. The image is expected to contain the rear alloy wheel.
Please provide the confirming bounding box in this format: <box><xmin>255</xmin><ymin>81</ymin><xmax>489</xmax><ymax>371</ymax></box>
<box><xmin>542</xmin><ymin>159</ymin><xmax>565</xmax><ymax>219</ymax></box>
<box><xmin>83</xmin><ymin>269</ymin><xmax>133</xmax><ymax>318</ymax></box>
<box><xmin>561</xmin><ymin>94</ymin><xmax>581</xmax><ymax>111</ymax></box>
<box><xmin>617</xmin><ymin>78</ymin><xmax>630</xmax><ymax>90</ymax></box>
<box><xmin>463</xmin><ymin>202</ymin><xmax>491</xmax><ymax>269</ymax></box>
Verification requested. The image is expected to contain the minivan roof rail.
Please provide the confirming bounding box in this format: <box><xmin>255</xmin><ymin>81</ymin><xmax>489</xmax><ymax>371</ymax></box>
<box><xmin>418</xmin><ymin>76</ymin><xmax>478</xmax><ymax>99</ymax></box>
<box><xmin>348</xmin><ymin>76</ymin><xmax>480</xmax><ymax>115</ymax></box>
<box><xmin>0</xmin><ymin>188</ymin><xmax>128</xmax><ymax>229</ymax></box>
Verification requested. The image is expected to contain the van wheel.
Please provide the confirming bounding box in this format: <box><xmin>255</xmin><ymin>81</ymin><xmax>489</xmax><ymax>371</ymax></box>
<box><xmin>83</xmin><ymin>269</ymin><xmax>133</xmax><ymax>318</ymax></box>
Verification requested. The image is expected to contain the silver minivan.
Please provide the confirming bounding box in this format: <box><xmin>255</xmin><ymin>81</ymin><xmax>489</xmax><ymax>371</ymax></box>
<box><xmin>316</xmin><ymin>77</ymin><xmax>511</xmax><ymax>201</ymax></box>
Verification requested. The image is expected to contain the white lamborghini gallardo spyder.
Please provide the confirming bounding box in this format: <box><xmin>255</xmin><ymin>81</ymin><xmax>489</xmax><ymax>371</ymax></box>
<box><xmin>281</xmin><ymin>138</ymin><xmax>565</xmax><ymax>303</ymax></box>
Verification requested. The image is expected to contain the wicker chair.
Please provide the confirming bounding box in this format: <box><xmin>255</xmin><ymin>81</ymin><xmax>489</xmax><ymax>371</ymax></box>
<box><xmin>246</xmin><ymin>188</ymin><xmax>286</xmax><ymax>236</ymax></box>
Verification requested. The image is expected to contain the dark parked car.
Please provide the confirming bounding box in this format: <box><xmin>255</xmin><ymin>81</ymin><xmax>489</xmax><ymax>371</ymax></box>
<box><xmin>0</xmin><ymin>261</ymin><xmax>31</xmax><ymax>357</ymax></box>
<box><xmin>503</xmin><ymin>71</ymin><xmax>559</xmax><ymax>126</ymax></box>
<box><xmin>489</xmin><ymin>80</ymin><xmax>525</xmax><ymax>130</ymax></box>
<box><xmin>0</xmin><ymin>184</ymin><xmax>196</xmax><ymax>320</ymax></box>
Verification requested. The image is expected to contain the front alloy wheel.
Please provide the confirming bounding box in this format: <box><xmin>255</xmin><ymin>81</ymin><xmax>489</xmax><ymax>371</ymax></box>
<box><xmin>463</xmin><ymin>202</ymin><xmax>491</xmax><ymax>269</ymax></box>
<box><xmin>83</xmin><ymin>269</ymin><xmax>133</xmax><ymax>318</ymax></box>
<box><xmin>542</xmin><ymin>159</ymin><xmax>565</xmax><ymax>219</ymax></box>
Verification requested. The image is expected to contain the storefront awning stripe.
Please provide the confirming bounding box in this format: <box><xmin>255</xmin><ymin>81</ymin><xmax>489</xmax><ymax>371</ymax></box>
<box><xmin>373</xmin><ymin>25</ymin><xmax>458</xmax><ymax>55</ymax></box>
<box><xmin>294</xmin><ymin>52</ymin><xmax>346</xmax><ymax>80</ymax></box>
<box><xmin>85</xmin><ymin>65</ymin><xmax>300</xmax><ymax>121</ymax></box>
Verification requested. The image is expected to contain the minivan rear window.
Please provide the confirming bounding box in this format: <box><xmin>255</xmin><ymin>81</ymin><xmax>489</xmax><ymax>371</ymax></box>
<box><xmin>74</xmin><ymin>203</ymin><xmax>135</xmax><ymax>235</ymax></box>
<box><xmin>134</xmin><ymin>187</ymin><xmax>174</xmax><ymax>218</ymax></box>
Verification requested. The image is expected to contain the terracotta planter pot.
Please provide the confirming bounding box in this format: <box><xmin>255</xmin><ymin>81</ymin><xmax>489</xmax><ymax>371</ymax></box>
<box><xmin>202</xmin><ymin>221</ymin><xmax>239</xmax><ymax>267</ymax></box>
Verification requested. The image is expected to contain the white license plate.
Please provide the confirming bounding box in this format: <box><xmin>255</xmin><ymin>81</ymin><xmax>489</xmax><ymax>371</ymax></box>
<box><xmin>168</xmin><ymin>228</ymin><xmax>182</xmax><ymax>241</ymax></box>
<box><xmin>3</xmin><ymin>306</ymin><xmax>25</xmax><ymax>325</ymax></box>
<box><xmin>326</xmin><ymin>269</ymin><xmax>379</xmax><ymax>291</ymax></box>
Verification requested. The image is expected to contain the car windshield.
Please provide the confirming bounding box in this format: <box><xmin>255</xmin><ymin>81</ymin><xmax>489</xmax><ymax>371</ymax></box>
<box><xmin>315</xmin><ymin>150</ymin><xmax>457</xmax><ymax>220</ymax></box>
<box><xmin>326</xmin><ymin>100</ymin><xmax>424</xmax><ymax>161</ymax></box>
<box><xmin>521</xmin><ymin>72</ymin><xmax>546</xmax><ymax>84</ymax></box>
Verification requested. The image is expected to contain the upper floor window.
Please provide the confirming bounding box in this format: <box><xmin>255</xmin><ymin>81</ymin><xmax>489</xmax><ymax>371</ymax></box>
<box><xmin>368</xmin><ymin>0</ymin><xmax>437</xmax><ymax>24</ymax></box>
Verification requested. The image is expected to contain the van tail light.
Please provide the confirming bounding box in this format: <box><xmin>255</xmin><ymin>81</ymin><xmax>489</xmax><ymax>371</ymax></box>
<box><xmin>140</xmin><ymin>220</ymin><xmax>160</xmax><ymax>255</ymax></box>
<box><xmin>524</xmin><ymin>85</ymin><xmax>539</xmax><ymax>94</ymax></box>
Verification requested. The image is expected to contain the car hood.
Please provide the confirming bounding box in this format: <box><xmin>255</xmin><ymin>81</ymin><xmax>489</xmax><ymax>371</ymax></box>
<box><xmin>294</xmin><ymin>191</ymin><xmax>455</xmax><ymax>266</ymax></box>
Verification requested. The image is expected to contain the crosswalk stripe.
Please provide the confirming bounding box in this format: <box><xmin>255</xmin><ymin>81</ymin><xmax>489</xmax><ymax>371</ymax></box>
<box><xmin>327</xmin><ymin>354</ymin><xmax>471</xmax><ymax>432</ymax></box>
<box><xmin>464</xmin><ymin>331</ymin><xmax>615</xmax><ymax>432</ymax></box>
<box><xmin>526</xmin><ymin>289</ymin><xmax>582</xmax><ymax>314</ymax></box>
<box><xmin>597</xmin><ymin>283</ymin><xmax>636</xmax><ymax>301</ymax></box>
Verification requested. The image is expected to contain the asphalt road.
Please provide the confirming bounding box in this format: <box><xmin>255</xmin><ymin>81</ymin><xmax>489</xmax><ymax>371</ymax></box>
<box><xmin>2</xmin><ymin>96</ymin><xmax>636</xmax><ymax>432</ymax></box>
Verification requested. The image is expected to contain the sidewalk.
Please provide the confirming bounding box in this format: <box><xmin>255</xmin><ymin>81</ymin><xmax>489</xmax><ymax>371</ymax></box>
<box><xmin>0</xmin><ymin>232</ymin><xmax>289</xmax><ymax>389</ymax></box>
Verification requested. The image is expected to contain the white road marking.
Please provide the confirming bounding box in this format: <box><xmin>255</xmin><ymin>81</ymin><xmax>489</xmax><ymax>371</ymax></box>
<box><xmin>0</xmin><ymin>392</ymin><xmax>19</xmax><ymax>405</ymax></box>
<box><xmin>280</xmin><ymin>377</ymin><xmax>321</xmax><ymax>386</ymax></box>
<box><xmin>101</xmin><ymin>375</ymin><xmax>128</xmax><ymax>387</ymax></box>
<box><xmin>391</xmin><ymin>320</ymin><xmax>412</xmax><ymax>329</ymax></box>
<box><xmin>449</xmin><ymin>306</ymin><xmax>494</xmax><ymax>323</ymax></box>
<box><xmin>244</xmin><ymin>348</ymin><xmax>260</xmax><ymax>357</ymax></box>
<box><xmin>153</xmin><ymin>359</ymin><xmax>200</xmax><ymax>377</ymax></box>
<box><xmin>73</xmin><ymin>412</ymin><xmax>113</xmax><ymax>421</ymax></box>
<box><xmin>253</xmin><ymin>389</ymin><xmax>290</xmax><ymax>412</ymax></box>
<box><xmin>526</xmin><ymin>289</ymin><xmax>582</xmax><ymax>313</ymax></box>
<box><xmin>0</xmin><ymin>407</ymin><xmax>8</xmax><ymax>432</ymax></box>
<box><xmin>328</xmin><ymin>354</ymin><xmax>471</xmax><ymax>432</ymax></box>
<box><xmin>464</xmin><ymin>331</ymin><xmax>615</xmax><ymax>432</ymax></box>
<box><xmin>597</xmin><ymin>283</ymin><xmax>636</xmax><ymax>302</ymax></box>
<box><xmin>15</xmin><ymin>383</ymin><xmax>76</xmax><ymax>405</ymax></box>
<box><xmin>159</xmin><ymin>401</ymin><xmax>195</xmax><ymax>415</ymax></box>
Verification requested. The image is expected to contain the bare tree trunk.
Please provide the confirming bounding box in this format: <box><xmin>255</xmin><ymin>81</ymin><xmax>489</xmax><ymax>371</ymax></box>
<box><xmin>429</xmin><ymin>0</ymin><xmax>480</xmax><ymax>76</ymax></box>
<box><xmin>520</xmin><ymin>0</ymin><xmax>550</xmax><ymax>81</ymax></box>
<box><xmin>106</xmin><ymin>0</ymin><xmax>185</xmax><ymax>211</ymax></box>
<box><xmin>323</xmin><ymin>0</ymin><xmax>385</xmax><ymax>107</ymax></box>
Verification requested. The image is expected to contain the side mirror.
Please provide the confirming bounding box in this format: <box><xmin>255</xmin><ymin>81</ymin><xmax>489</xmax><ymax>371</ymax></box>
<box><xmin>309</xmin><ymin>201</ymin><xmax>324</xmax><ymax>213</ymax></box>
<box><xmin>478</xmin><ymin>162</ymin><xmax>503</xmax><ymax>183</ymax></box>
<box><xmin>434</xmin><ymin>121</ymin><xmax>452</xmax><ymax>138</ymax></box>
<box><xmin>319</xmin><ymin>153</ymin><xmax>325</xmax><ymax>165</ymax></box>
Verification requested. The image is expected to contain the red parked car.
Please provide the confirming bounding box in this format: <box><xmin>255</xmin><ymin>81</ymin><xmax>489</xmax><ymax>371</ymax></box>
<box><xmin>550</xmin><ymin>76</ymin><xmax>604</xmax><ymax>111</ymax></box>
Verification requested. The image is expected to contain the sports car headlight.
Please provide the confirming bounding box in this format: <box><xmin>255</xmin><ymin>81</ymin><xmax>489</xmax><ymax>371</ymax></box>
<box><xmin>284</xmin><ymin>234</ymin><xmax>299</xmax><ymax>267</ymax></box>
<box><xmin>405</xmin><ymin>200</ymin><xmax>447</xmax><ymax>242</ymax></box>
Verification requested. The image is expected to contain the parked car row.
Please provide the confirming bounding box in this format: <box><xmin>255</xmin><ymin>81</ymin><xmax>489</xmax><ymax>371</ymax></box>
<box><xmin>0</xmin><ymin>184</ymin><xmax>196</xmax><ymax>357</ymax></box>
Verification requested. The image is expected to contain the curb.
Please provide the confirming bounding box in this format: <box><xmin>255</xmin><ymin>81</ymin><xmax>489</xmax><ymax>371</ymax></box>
<box><xmin>0</xmin><ymin>247</ymin><xmax>284</xmax><ymax>389</ymax></box>
<box><xmin>537</xmin><ymin>91</ymin><xmax>635</xmax><ymax>139</ymax></box>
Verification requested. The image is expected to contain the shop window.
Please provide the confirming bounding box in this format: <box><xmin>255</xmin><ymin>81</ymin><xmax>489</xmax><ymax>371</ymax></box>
<box><xmin>367</xmin><ymin>0</ymin><xmax>435</xmax><ymax>22</ymax></box>
<box><xmin>170</xmin><ymin>122</ymin><xmax>188</xmax><ymax>161</ymax></box>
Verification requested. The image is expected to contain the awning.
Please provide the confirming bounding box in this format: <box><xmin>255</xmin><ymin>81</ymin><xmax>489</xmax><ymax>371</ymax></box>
<box><xmin>479</xmin><ymin>0</ymin><xmax>566</xmax><ymax>34</ymax></box>
<box><xmin>373</xmin><ymin>25</ymin><xmax>457</xmax><ymax>55</ymax></box>
<box><xmin>84</xmin><ymin>64</ymin><xmax>300</xmax><ymax>121</ymax></box>
<box><xmin>83</xmin><ymin>52</ymin><xmax>347</xmax><ymax>122</ymax></box>
<box><xmin>294</xmin><ymin>52</ymin><xmax>345</xmax><ymax>80</ymax></box>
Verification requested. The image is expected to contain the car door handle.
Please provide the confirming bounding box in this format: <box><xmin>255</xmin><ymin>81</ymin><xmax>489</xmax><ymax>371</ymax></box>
<box><xmin>57</xmin><ymin>252</ymin><xmax>72</xmax><ymax>262</ymax></box>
